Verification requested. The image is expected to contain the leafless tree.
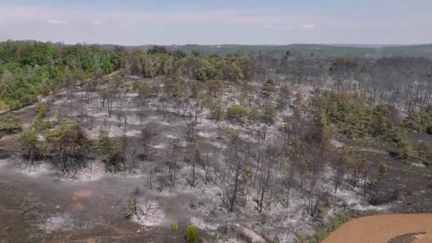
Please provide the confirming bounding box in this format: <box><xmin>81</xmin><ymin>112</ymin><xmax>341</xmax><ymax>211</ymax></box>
<box><xmin>254</xmin><ymin>144</ymin><xmax>278</xmax><ymax>212</ymax></box>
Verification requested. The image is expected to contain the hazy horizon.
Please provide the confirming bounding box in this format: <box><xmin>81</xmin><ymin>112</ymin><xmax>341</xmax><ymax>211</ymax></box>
<box><xmin>0</xmin><ymin>0</ymin><xmax>431</xmax><ymax>46</ymax></box>
<box><xmin>2</xmin><ymin>40</ymin><xmax>431</xmax><ymax>48</ymax></box>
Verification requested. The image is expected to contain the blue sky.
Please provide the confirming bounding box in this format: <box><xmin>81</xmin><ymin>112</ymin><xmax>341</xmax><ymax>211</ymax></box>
<box><xmin>0</xmin><ymin>0</ymin><xmax>431</xmax><ymax>45</ymax></box>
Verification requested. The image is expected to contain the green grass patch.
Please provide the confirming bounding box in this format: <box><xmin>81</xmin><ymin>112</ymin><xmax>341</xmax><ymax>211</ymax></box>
<box><xmin>311</xmin><ymin>211</ymin><xmax>352</xmax><ymax>242</ymax></box>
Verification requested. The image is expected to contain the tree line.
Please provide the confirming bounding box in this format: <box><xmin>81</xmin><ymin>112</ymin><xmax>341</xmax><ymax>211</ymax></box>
<box><xmin>0</xmin><ymin>41</ymin><xmax>123</xmax><ymax>109</ymax></box>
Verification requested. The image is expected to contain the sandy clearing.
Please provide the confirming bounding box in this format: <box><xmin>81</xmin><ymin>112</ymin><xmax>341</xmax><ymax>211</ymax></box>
<box><xmin>324</xmin><ymin>214</ymin><xmax>432</xmax><ymax>243</ymax></box>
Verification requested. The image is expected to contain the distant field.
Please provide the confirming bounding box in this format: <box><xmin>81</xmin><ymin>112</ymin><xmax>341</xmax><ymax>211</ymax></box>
<box><xmin>323</xmin><ymin>214</ymin><xmax>432</xmax><ymax>243</ymax></box>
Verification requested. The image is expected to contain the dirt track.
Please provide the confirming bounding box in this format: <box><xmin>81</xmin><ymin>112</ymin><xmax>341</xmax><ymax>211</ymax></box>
<box><xmin>323</xmin><ymin>214</ymin><xmax>432</xmax><ymax>243</ymax></box>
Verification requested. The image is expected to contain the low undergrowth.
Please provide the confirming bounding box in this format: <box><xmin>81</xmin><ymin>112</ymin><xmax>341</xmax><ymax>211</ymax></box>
<box><xmin>308</xmin><ymin>211</ymin><xmax>353</xmax><ymax>242</ymax></box>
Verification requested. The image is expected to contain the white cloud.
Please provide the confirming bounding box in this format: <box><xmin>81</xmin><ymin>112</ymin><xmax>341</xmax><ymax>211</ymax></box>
<box><xmin>47</xmin><ymin>19</ymin><xmax>65</xmax><ymax>25</ymax></box>
<box><xmin>302</xmin><ymin>24</ymin><xmax>316</xmax><ymax>29</ymax></box>
<box><xmin>0</xmin><ymin>5</ymin><xmax>301</xmax><ymax>29</ymax></box>
<box><xmin>261</xmin><ymin>24</ymin><xmax>292</xmax><ymax>30</ymax></box>
<box><xmin>262</xmin><ymin>24</ymin><xmax>275</xmax><ymax>29</ymax></box>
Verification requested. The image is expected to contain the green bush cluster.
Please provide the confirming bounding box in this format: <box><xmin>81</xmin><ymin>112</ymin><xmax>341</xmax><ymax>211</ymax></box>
<box><xmin>226</xmin><ymin>104</ymin><xmax>250</xmax><ymax>121</ymax></box>
<box><xmin>226</xmin><ymin>103</ymin><xmax>273</xmax><ymax>123</ymax></box>
<box><xmin>44</xmin><ymin>119</ymin><xmax>89</xmax><ymax>170</ymax></box>
<box><xmin>19</xmin><ymin>129</ymin><xmax>42</xmax><ymax>162</ymax></box>
<box><xmin>311</xmin><ymin>91</ymin><xmax>425</xmax><ymax>161</ymax></box>
<box><xmin>18</xmin><ymin>118</ymin><xmax>90</xmax><ymax>172</ymax></box>
<box><xmin>417</xmin><ymin>142</ymin><xmax>432</xmax><ymax>165</ymax></box>
<box><xmin>390</xmin><ymin>132</ymin><xmax>418</xmax><ymax>160</ymax></box>
<box><xmin>33</xmin><ymin>103</ymin><xmax>51</xmax><ymax>131</ymax></box>
<box><xmin>403</xmin><ymin>106</ymin><xmax>432</xmax><ymax>134</ymax></box>
<box><xmin>312</xmin><ymin>92</ymin><xmax>392</xmax><ymax>140</ymax></box>
<box><xmin>0</xmin><ymin>113</ymin><xmax>22</xmax><ymax>137</ymax></box>
<box><xmin>96</xmin><ymin>128</ymin><xmax>128</xmax><ymax>172</ymax></box>
<box><xmin>312</xmin><ymin>92</ymin><xmax>415</xmax><ymax>143</ymax></box>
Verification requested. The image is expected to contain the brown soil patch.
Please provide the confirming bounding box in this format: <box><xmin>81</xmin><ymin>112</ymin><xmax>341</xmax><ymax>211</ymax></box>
<box><xmin>0</xmin><ymin>133</ymin><xmax>20</xmax><ymax>153</ymax></box>
<box><xmin>0</xmin><ymin>203</ymin><xmax>21</xmax><ymax>215</ymax></box>
<box><xmin>70</xmin><ymin>201</ymin><xmax>85</xmax><ymax>212</ymax></box>
<box><xmin>70</xmin><ymin>189</ymin><xmax>93</xmax><ymax>212</ymax></box>
<box><xmin>105</xmin><ymin>224</ymin><xmax>138</xmax><ymax>236</ymax></box>
<box><xmin>72</xmin><ymin>189</ymin><xmax>93</xmax><ymax>200</ymax></box>
<box><xmin>323</xmin><ymin>214</ymin><xmax>432</xmax><ymax>243</ymax></box>
<box><xmin>47</xmin><ymin>223</ymin><xmax>145</xmax><ymax>243</ymax></box>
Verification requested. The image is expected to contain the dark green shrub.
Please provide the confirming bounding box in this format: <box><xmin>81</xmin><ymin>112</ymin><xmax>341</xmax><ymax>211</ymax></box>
<box><xmin>226</xmin><ymin>104</ymin><xmax>249</xmax><ymax>122</ymax></box>
<box><xmin>170</xmin><ymin>221</ymin><xmax>178</xmax><ymax>232</ymax></box>
<box><xmin>391</xmin><ymin>133</ymin><xmax>418</xmax><ymax>160</ymax></box>
<box><xmin>20</xmin><ymin>130</ymin><xmax>42</xmax><ymax>162</ymax></box>
<box><xmin>36</xmin><ymin>103</ymin><xmax>49</xmax><ymax>119</ymax></box>
<box><xmin>185</xmin><ymin>224</ymin><xmax>199</xmax><ymax>243</ymax></box>
<box><xmin>123</xmin><ymin>194</ymin><xmax>137</xmax><ymax>219</ymax></box>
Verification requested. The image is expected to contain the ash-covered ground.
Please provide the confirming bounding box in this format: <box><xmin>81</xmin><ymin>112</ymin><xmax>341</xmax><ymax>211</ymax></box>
<box><xmin>0</xmin><ymin>77</ymin><xmax>430</xmax><ymax>243</ymax></box>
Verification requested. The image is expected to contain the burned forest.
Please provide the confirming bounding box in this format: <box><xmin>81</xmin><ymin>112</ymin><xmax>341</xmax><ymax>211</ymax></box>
<box><xmin>0</xmin><ymin>41</ymin><xmax>432</xmax><ymax>242</ymax></box>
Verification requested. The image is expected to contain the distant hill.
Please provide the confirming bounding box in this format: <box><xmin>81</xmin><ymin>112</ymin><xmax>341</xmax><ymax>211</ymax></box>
<box><xmin>101</xmin><ymin>43</ymin><xmax>432</xmax><ymax>58</ymax></box>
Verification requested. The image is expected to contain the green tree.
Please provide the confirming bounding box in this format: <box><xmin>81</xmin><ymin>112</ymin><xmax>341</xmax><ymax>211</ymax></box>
<box><xmin>45</xmin><ymin>119</ymin><xmax>89</xmax><ymax>172</ymax></box>
<box><xmin>96</xmin><ymin>128</ymin><xmax>112</xmax><ymax>153</ymax></box>
<box><xmin>262</xmin><ymin>79</ymin><xmax>276</xmax><ymax>98</ymax></box>
<box><xmin>403</xmin><ymin>110</ymin><xmax>425</xmax><ymax>133</ymax></box>
<box><xmin>20</xmin><ymin>130</ymin><xmax>41</xmax><ymax>164</ymax></box>
<box><xmin>209</xmin><ymin>99</ymin><xmax>225</xmax><ymax>121</ymax></box>
<box><xmin>189</xmin><ymin>147</ymin><xmax>203</xmax><ymax>187</ymax></box>
<box><xmin>394</xmin><ymin>136</ymin><xmax>417</xmax><ymax>160</ymax></box>
<box><xmin>96</xmin><ymin>128</ymin><xmax>128</xmax><ymax>173</ymax></box>
<box><xmin>277</xmin><ymin>84</ymin><xmax>291</xmax><ymax>110</ymax></box>
<box><xmin>262</xmin><ymin>102</ymin><xmax>277</xmax><ymax>124</ymax></box>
